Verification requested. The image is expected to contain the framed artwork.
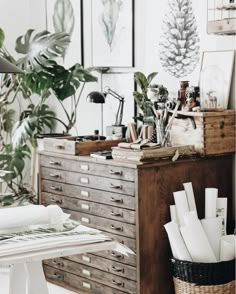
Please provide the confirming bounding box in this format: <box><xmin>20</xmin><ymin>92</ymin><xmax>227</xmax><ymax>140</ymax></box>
<box><xmin>199</xmin><ymin>50</ymin><xmax>235</xmax><ymax>110</ymax></box>
<box><xmin>102</xmin><ymin>72</ymin><xmax>135</xmax><ymax>134</ymax></box>
<box><xmin>46</xmin><ymin>0</ymin><xmax>84</xmax><ymax>67</ymax></box>
<box><xmin>91</xmin><ymin>0</ymin><xmax>134</xmax><ymax>67</ymax></box>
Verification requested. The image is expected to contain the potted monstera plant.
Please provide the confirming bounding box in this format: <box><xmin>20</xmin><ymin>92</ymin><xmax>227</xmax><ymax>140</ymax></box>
<box><xmin>0</xmin><ymin>28</ymin><xmax>97</xmax><ymax>205</ymax></box>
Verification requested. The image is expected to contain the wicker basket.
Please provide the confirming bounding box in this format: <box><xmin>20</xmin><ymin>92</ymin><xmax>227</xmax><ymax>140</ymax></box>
<box><xmin>171</xmin><ymin>258</ymin><xmax>235</xmax><ymax>294</ymax></box>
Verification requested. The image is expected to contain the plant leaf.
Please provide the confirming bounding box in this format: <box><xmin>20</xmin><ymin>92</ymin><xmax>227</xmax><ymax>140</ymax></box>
<box><xmin>53</xmin><ymin>0</ymin><xmax>75</xmax><ymax>36</ymax></box>
<box><xmin>0</xmin><ymin>27</ymin><xmax>5</xmax><ymax>48</ymax></box>
<box><xmin>134</xmin><ymin>72</ymin><xmax>148</xmax><ymax>92</ymax></box>
<box><xmin>147</xmin><ymin>72</ymin><xmax>158</xmax><ymax>85</ymax></box>
<box><xmin>15</xmin><ymin>29</ymin><xmax>70</xmax><ymax>72</ymax></box>
<box><xmin>3</xmin><ymin>109</ymin><xmax>15</xmax><ymax>133</ymax></box>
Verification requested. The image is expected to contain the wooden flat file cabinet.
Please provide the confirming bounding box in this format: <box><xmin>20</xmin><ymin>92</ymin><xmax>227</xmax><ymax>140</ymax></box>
<box><xmin>39</xmin><ymin>152</ymin><xmax>233</xmax><ymax>294</ymax></box>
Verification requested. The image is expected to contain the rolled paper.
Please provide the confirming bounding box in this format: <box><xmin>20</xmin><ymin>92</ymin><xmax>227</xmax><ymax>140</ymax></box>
<box><xmin>170</xmin><ymin>205</ymin><xmax>178</xmax><ymax>224</ymax></box>
<box><xmin>164</xmin><ymin>221</ymin><xmax>192</xmax><ymax>261</ymax></box>
<box><xmin>180</xmin><ymin>220</ymin><xmax>217</xmax><ymax>262</ymax></box>
<box><xmin>220</xmin><ymin>235</ymin><xmax>236</xmax><ymax>261</ymax></box>
<box><xmin>201</xmin><ymin>217</ymin><xmax>223</xmax><ymax>261</ymax></box>
<box><xmin>183</xmin><ymin>182</ymin><xmax>198</xmax><ymax>216</ymax></box>
<box><xmin>216</xmin><ymin>198</ymin><xmax>227</xmax><ymax>235</ymax></box>
<box><xmin>173</xmin><ymin>190</ymin><xmax>189</xmax><ymax>227</ymax></box>
<box><xmin>0</xmin><ymin>205</ymin><xmax>68</xmax><ymax>233</ymax></box>
<box><xmin>205</xmin><ymin>188</ymin><xmax>218</xmax><ymax>218</ymax></box>
<box><xmin>183</xmin><ymin>211</ymin><xmax>198</xmax><ymax>226</ymax></box>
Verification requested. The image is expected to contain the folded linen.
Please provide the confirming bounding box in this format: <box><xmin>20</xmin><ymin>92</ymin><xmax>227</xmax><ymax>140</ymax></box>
<box><xmin>0</xmin><ymin>205</ymin><xmax>69</xmax><ymax>233</ymax></box>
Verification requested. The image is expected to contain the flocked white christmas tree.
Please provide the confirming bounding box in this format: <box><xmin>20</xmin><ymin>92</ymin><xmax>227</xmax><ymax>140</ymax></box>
<box><xmin>159</xmin><ymin>0</ymin><xmax>200</xmax><ymax>78</ymax></box>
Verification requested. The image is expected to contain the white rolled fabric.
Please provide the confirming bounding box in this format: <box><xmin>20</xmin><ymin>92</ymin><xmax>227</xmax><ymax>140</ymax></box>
<box><xmin>180</xmin><ymin>220</ymin><xmax>217</xmax><ymax>262</ymax></box>
<box><xmin>173</xmin><ymin>190</ymin><xmax>189</xmax><ymax>227</ymax></box>
<box><xmin>164</xmin><ymin>221</ymin><xmax>192</xmax><ymax>261</ymax></box>
<box><xmin>183</xmin><ymin>182</ymin><xmax>198</xmax><ymax>217</ymax></box>
<box><xmin>0</xmin><ymin>205</ymin><xmax>69</xmax><ymax>233</ymax></box>
<box><xmin>205</xmin><ymin>188</ymin><xmax>218</xmax><ymax>218</ymax></box>
<box><xmin>220</xmin><ymin>235</ymin><xmax>236</xmax><ymax>261</ymax></box>
<box><xmin>201</xmin><ymin>217</ymin><xmax>223</xmax><ymax>261</ymax></box>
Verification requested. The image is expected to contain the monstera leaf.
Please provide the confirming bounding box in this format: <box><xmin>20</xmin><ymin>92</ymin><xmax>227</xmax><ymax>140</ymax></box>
<box><xmin>2</xmin><ymin>109</ymin><xmax>15</xmax><ymax>133</ymax></box>
<box><xmin>0</xmin><ymin>144</ymin><xmax>31</xmax><ymax>183</ymax></box>
<box><xmin>51</xmin><ymin>63</ymin><xmax>98</xmax><ymax>101</ymax></box>
<box><xmin>53</xmin><ymin>0</ymin><xmax>75</xmax><ymax>36</ymax></box>
<box><xmin>12</xmin><ymin>104</ymin><xmax>56</xmax><ymax>148</ymax></box>
<box><xmin>15</xmin><ymin>29</ymin><xmax>70</xmax><ymax>72</ymax></box>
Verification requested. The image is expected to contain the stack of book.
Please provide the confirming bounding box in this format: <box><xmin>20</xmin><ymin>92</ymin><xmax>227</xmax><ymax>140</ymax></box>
<box><xmin>112</xmin><ymin>145</ymin><xmax>196</xmax><ymax>162</ymax></box>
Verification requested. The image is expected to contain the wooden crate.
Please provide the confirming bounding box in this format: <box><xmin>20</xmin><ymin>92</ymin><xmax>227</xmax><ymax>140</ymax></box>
<box><xmin>169</xmin><ymin>110</ymin><xmax>235</xmax><ymax>155</ymax></box>
<box><xmin>42</xmin><ymin>137</ymin><xmax>123</xmax><ymax>155</ymax></box>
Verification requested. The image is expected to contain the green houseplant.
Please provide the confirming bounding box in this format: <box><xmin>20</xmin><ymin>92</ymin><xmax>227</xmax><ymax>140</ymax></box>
<box><xmin>0</xmin><ymin>28</ymin><xmax>97</xmax><ymax>205</ymax></box>
<box><xmin>133</xmin><ymin>71</ymin><xmax>169</xmax><ymax>124</ymax></box>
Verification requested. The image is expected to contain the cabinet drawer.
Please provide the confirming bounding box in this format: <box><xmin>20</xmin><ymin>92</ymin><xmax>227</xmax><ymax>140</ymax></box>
<box><xmin>44</xmin><ymin>258</ymin><xmax>136</xmax><ymax>293</ymax></box>
<box><xmin>93</xmin><ymin>232</ymin><xmax>136</xmax><ymax>266</ymax></box>
<box><xmin>40</xmin><ymin>155</ymin><xmax>135</xmax><ymax>181</ymax></box>
<box><xmin>41</xmin><ymin>167</ymin><xmax>135</xmax><ymax>195</ymax></box>
<box><xmin>41</xmin><ymin>180</ymin><xmax>135</xmax><ymax>209</ymax></box>
<box><xmin>44</xmin><ymin>265</ymin><xmax>128</xmax><ymax>294</ymax></box>
<box><xmin>64</xmin><ymin>254</ymin><xmax>136</xmax><ymax>281</ymax></box>
<box><xmin>67</xmin><ymin>210</ymin><xmax>136</xmax><ymax>239</ymax></box>
<box><xmin>42</xmin><ymin>193</ymin><xmax>136</xmax><ymax>224</ymax></box>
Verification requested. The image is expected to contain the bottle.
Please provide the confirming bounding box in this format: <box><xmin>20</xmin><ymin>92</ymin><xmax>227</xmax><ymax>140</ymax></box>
<box><xmin>178</xmin><ymin>81</ymin><xmax>189</xmax><ymax>109</ymax></box>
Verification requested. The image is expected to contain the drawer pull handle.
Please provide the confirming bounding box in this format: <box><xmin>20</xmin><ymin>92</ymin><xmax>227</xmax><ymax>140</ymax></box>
<box><xmin>110</xmin><ymin>211</ymin><xmax>123</xmax><ymax>217</ymax></box>
<box><xmin>50</xmin><ymin>185</ymin><xmax>62</xmax><ymax>192</ymax></box>
<box><xmin>109</xmin><ymin>169</ymin><xmax>123</xmax><ymax>176</ymax></box>
<box><xmin>112</xmin><ymin>279</ymin><xmax>124</xmax><ymax>287</ymax></box>
<box><xmin>52</xmin><ymin>260</ymin><xmax>64</xmax><ymax>267</ymax></box>
<box><xmin>49</xmin><ymin>173</ymin><xmax>60</xmax><ymax>178</ymax></box>
<box><xmin>52</xmin><ymin>273</ymin><xmax>63</xmax><ymax>280</ymax></box>
<box><xmin>111</xmin><ymin>251</ymin><xmax>124</xmax><ymax>259</ymax></box>
<box><xmin>49</xmin><ymin>160</ymin><xmax>61</xmax><ymax>166</ymax></box>
<box><xmin>110</xmin><ymin>224</ymin><xmax>123</xmax><ymax>231</ymax></box>
<box><xmin>110</xmin><ymin>183</ymin><xmax>123</xmax><ymax>190</ymax></box>
<box><xmin>111</xmin><ymin>265</ymin><xmax>124</xmax><ymax>273</ymax></box>
<box><xmin>50</xmin><ymin>198</ymin><xmax>62</xmax><ymax>204</ymax></box>
<box><xmin>110</xmin><ymin>197</ymin><xmax>123</xmax><ymax>203</ymax></box>
<box><xmin>54</xmin><ymin>144</ymin><xmax>64</xmax><ymax>150</ymax></box>
<box><xmin>82</xmin><ymin>269</ymin><xmax>91</xmax><ymax>277</ymax></box>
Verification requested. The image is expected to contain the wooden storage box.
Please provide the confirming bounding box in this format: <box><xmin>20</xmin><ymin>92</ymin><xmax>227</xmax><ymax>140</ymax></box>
<box><xmin>42</xmin><ymin>137</ymin><xmax>123</xmax><ymax>155</ymax></box>
<box><xmin>208</xmin><ymin>18</ymin><xmax>236</xmax><ymax>35</ymax></box>
<box><xmin>169</xmin><ymin>110</ymin><xmax>235</xmax><ymax>155</ymax></box>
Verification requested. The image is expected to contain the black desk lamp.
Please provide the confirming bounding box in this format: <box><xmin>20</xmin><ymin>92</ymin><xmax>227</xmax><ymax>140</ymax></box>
<box><xmin>87</xmin><ymin>87</ymin><xmax>126</xmax><ymax>137</ymax></box>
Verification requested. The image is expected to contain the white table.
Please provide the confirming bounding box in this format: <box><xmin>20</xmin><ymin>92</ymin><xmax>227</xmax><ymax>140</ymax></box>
<box><xmin>0</xmin><ymin>236</ymin><xmax>116</xmax><ymax>294</ymax></box>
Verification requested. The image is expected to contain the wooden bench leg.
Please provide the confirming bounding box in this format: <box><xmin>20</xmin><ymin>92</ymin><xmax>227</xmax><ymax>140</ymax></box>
<box><xmin>9</xmin><ymin>261</ymin><xmax>49</xmax><ymax>294</ymax></box>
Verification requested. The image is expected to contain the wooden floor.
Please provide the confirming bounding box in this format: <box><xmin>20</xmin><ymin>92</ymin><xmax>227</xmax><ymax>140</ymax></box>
<box><xmin>0</xmin><ymin>270</ymin><xmax>77</xmax><ymax>294</ymax></box>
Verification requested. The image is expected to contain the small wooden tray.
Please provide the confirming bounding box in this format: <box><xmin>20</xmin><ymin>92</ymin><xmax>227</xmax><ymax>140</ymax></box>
<box><xmin>42</xmin><ymin>137</ymin><xmax>124</xmax><ymax>155</ymax></box>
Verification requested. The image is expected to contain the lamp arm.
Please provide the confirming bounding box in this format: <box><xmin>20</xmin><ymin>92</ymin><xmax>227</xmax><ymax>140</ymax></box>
<box><xmin>105</xmin><ymin>87</ymin><xmax>124</xmax><ymax>102</ymax></box>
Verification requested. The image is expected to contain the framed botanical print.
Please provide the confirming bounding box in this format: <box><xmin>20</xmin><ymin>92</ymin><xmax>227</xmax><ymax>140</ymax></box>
<box><xmin>46</xmin><ymin>0</ymin><xmax>84</xmax><ymax>67</ymax></box>
<box><xmin>91</xmin><ymin>0</ymin><xmax>134</xmax><ymax>67</ymax></box>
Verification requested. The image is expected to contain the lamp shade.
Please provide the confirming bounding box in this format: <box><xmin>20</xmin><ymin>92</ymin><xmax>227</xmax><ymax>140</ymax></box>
<box><xmin>87</xmin><ymin>91</ymin><xmax>105</xmax><ymax>104</ymax></box>
<box><xmin>0</xmin><ymin>56</ymin><xmax>24</xmax><ymax>73</ymax></box>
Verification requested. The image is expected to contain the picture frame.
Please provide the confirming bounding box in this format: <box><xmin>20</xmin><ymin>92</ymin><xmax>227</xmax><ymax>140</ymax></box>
<box><xmin>46</xmin><ymin>0</ymin><xmax>84</xmax><ymax>67</ymax></box>
<box><xmin>199</xmin><ymin>50</ymin><xmax>235</xmax><ymax>110</ymax></box>
<box><xmin>91</xmin><ymin>0</ymin><xmax>134</xmax><ymax>67</ymax></box>
<box><xmin>102</xmin><ymin>72</ymin><xmax>135</xmax><ymax>134</ymax></box>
